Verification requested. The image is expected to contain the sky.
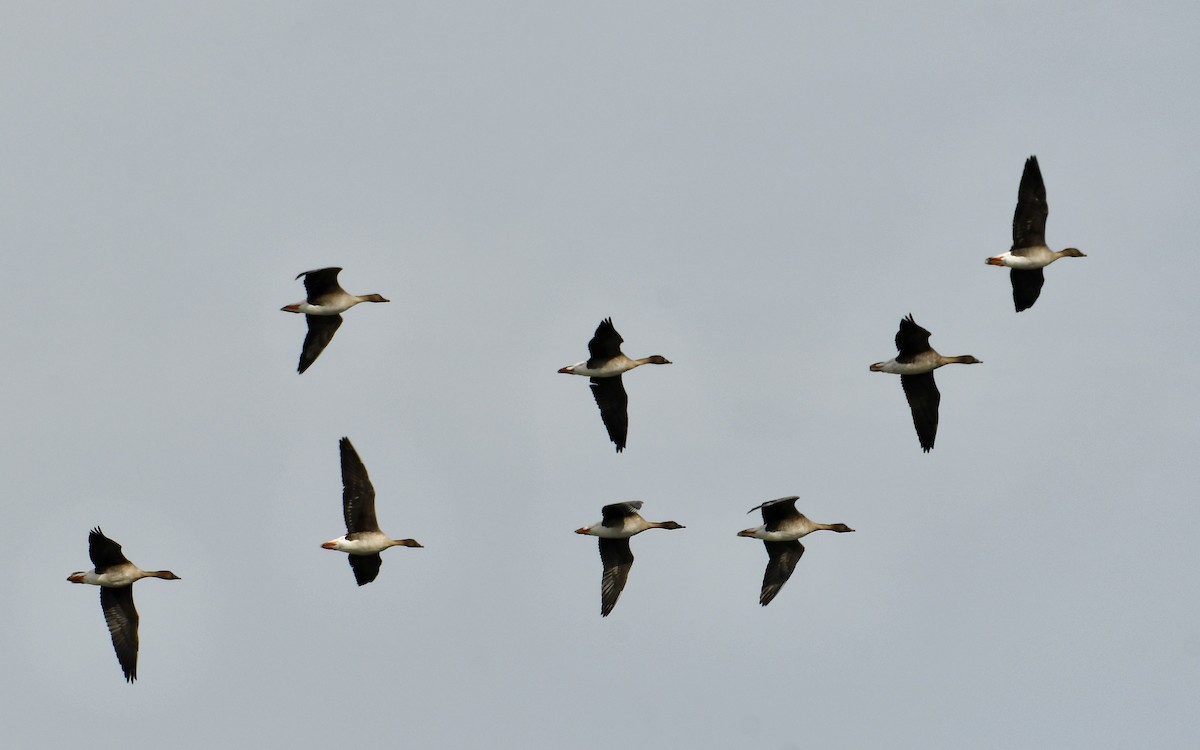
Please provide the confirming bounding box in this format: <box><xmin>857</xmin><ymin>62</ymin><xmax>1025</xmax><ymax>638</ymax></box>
<box><xmin>4</xmin><ymin>2</ymin><xmax>1199</xmax><ymax>748</ymax></box>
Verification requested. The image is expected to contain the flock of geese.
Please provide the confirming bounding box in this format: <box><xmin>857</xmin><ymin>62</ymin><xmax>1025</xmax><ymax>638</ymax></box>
<box><xmin>67</xmin><ymin>155</ymin><xmax>1086</xmax><ymax>682</ymax></box>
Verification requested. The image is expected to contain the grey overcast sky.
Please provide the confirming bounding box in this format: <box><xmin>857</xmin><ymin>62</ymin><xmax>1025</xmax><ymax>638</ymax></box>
<box><xmin>4</xmin><ymin>2</ymin><xmax>1199</xmax><ymax>748</ymax></box>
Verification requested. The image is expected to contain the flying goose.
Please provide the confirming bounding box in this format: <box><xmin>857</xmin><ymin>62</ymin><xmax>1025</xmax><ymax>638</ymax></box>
<box><xmin>321</xmin><ymin>437</ymin><xmax>423</xmax><ymax>586</ymax></box>
<box><xmin>558</xmin><ymin>318</ymin><xmax>671</xmax><ymax>452</ymax></box>
<box><xmin>986</xmin><ymin>156</ymin><xmax>1086</xmax><ymax>312</ymax></box>
<box><xmin>575</xmin><ymin>501</ymin><xmax>684</xmax><ymax>616</ymax></box>
<box><xmin>870</xmin><ymin>315</ymin><xmax>981</xmax><ymax>452</ymax></box>
<box><xmin>281</xmin><ymin>267</ymin><xmax>389</xmax><ymax>373</ymax></box>
<box><xmin>738</xmin><ymin>497</ymin><xmax>854</xmax><ymax>606</ymax></box>
<box><xmin>67</xmin><ymin>527</ymin><xmax>181</xmax><ymax>682</ymax></box>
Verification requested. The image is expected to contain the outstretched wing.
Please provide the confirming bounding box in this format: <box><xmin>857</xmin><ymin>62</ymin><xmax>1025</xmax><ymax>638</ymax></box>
<box><xmin>297</xmin><ymin>267</ymin><xmax>344</xmax><ymax>303</ymax></box>
<box><xmin>1012</xmin><ymin>156</ymin><xmax>1048</xmax><ymax>251</ymax></box>
<box><xmin>589</xmin><ymin>376</ymin><xmax>629</xmax><ymax>452</ymax></box>
<box><xmin>100</xmin><ymin>586</ymin><xmax>139</xmax><ymax>682</ymax></box>
<box><xmin>749</xmin><ymin>496</ymin><xmax>801</xmax><ymax>529</ymax></box>
<box><xmin>598</xmin><ymin>538</ymin><xmax>634</xmax><ymax>617</ymax></box>
<box><xmin>339</xmin><ymin>437</ymin><xmax>378</xmax><ymax>534</ymax></box>
<box><xmin>1010</xmin><ymin>268</ymin><xmax>1046</xmax><ymax>313</ymax></box>
<box><xmin>601</xmin><ymin>501</ymin><xmax>643</xmax><ymax>527</ymax></box>
<box><xmin>586</xmin><ymin>318</ymin><xmax>624</xmax><ymax>365</ymax></box>
<box><xmin>760</xmin><ymin>540</ymin><xmax>804</xmax><ymax>606</ymax></box>
<box><xmin>298</xmin><ymin>314</ymin><xmax>343</xmax><ymax>374</ymax></box>
<box><xmin>348</xmin><ymin>553</ymin><xmax>383</xmax><ymax>586</ymax></box>
<box><xmin>88</xmin><ymin>527</ymin><xmax>129</xmax><ymax>572</ymax></box>
<box><xmin>901</xmin><ymin>372</ymin><xmax>940</xmax><ymax>452</ymax></box>
<box><xmin>894</xmin><ymin>315</ymin><xmax>932</xmax><ymax>360</ymax></box>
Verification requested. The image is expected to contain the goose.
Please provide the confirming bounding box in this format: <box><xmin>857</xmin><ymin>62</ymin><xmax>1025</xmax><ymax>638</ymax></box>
<box><xmin>67</xmin><ymin>527</ymin><xmax>181</xmax><ymax>682</ymax></box>
<box><xmin>575</xmin><ymin>501</ymin><xmax>684</xmax><ymax>616</ymax></box>
<box><xmin>870</xmin><ymin>314</ymin><xmax>981</xmax><ymax>452</ymax></box>
<box><xmin>986</xmin><ymin>156</ymin><xmax>1086</xmax><ymax>312</ymax></box>
<box><xmin>281</xmin><ymin>267</ymin><xmax>389</xmax><ymax>373</ymax></box>
<box><xmin>321</xmin><ymin>437</ymin><xmax>422</xmax><ymax>586</ymax></box>
<box><xmin>738</xmin><ymin>497</ymin><xmax>853</xmax><ymax>606</ymax></box>
<box><xmin>558</xmin><ymin>318</ymin><xmax>671</xmax><ymax>452</ymax></box>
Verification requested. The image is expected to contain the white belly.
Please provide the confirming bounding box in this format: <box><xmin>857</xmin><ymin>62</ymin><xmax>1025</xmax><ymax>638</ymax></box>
<box><xmin>298</xmin><ymin>298</ymin><xmax>359</xmax><ymax>315</ymax></box>
<box><xmin>331</xmin><ymin>532</ymin><xmax>392</xmax><ymax>554</ymax></box>
<box><xmin>998</xmin><ymin>246</ymin><xmax>1055</xmax><ymax>270</ymax></box>
<box><xmin>873</xmin><ymin>357</ymin><xmax>937</xmax><ymax>375</ymax></box>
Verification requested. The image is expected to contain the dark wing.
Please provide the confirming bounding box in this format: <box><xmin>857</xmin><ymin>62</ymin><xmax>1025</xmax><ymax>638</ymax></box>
<box><xmin>1011</xmin><ymin>156</ymin><xmax>1048</xmax><ymax>251</ymax></box>
<box><xmin>348</xmin><ymin>553</ymin><xmax>383</xmax><ymax>586</ymax></box>
<box><xmin>298</xmin><ymin>314</ymin><xmax>343</xmax><ymax>373</ymax></box>
<box><xmin>1010</xmin><ymin>268</ymin><xmax>1045</xmax><ymax>313</ymax></box>
<box><xmin>601</xmin><ymin>501</ymin><xmax>643</xmax><ymax>528</ymax></box>
<box><xmin>901</xmin><ymin>372</ymin><xmax>940</xmax><ymax>452</ymax></box>
<box><xmin>598</xmin><ymin>537</ymin><xmax>634</xmax><ymax>617</ymax></box>
<box><xmin>100</xmin><ymin>586</ymin><xmax>139</xmax><ymax>682</ymax></box>
<box><xmin>339</xmin><ymin>437</ymin><xmax>378</xmax><ymax>534</ymax></box>
<box><xmin>760</xmin><ymin>540</ymin><xmax>804</xmax><ymax>606</ymax></box>
<box><xmin>589</xmin><ymin>376</ymin><xmax>629</xmax><ymax>452</ymax></box>
<box><xmin>586</xmin><ymin>318</ymin><xmax>624</xmax><ymax>366</ymax></box>
<box><xmin>297</xmin><ymin>267</ymin><xmax>344</xmax><ymax>304</ymax></box>
<box><xmin>894</xmin><ymin>314</ymin><xmax>932</xmax><ymax>361</ymax></box>
<box><xmin>88</xmin><ymin>527</ymin><xmax>129</xmax><ymax>572</ymax></box>
<box><xmin>747</xmin><ymin>497</ymin><xmax>801</xmax><ymax>529</ymax></box>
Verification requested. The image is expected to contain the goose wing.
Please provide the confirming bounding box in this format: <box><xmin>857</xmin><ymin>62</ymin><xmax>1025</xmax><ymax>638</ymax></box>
<box><xmin>894</xmin><ymin>315</ymin><xmax>932</xmax><ymax>361</ymax></box>
<box><xmin>99</xmin><ymin>586</ymin><xmax>139</xmax><ymax>682</ymax></box>
<box><xmin>901</xmin><ymin>372</ymin><xmax>940</xmax><ymax>452</ymax></box>
<box><xmin>298</xmin><ymin>314</ymin><xmax>343</xmax><ymax>374</ymax></box>
<box><xmin>1010</xmin><ymin>268</ymin><xmax>1046</xmax><ymax>313</ymax></box>
<box><xmin>347</xmin><ymin>553</ymin><xmax>383</xmax><ymax>587</ymax></box>
<box><xmin>748</xmin><ymin>497</ymin><xmax>801</xmax><ymax>529</ymax></box>
<box><xmin>297</xmin><ymin>267</ymin><xmax>345</xmax><ymax>303</ymax></box>
<box><xmin>598</xmin><ymin>537</ymin><xmax>634</xmax><ymax>617</ymax></box>
<box><xmin>760</xmin><ymin>540</ymin><xmax>804</xmax><ymax>606</ymax></box>
<box><xmin>589</xmin><ymin>376</ymin><xmax>629</xmax><ymax>452</ymax></box>
<box><xmin>601</xmin><ymin>501</ymin><xmax>643</xmax><ymax>528</ymax></box>
<box><xmin>586</xmin><ymin>318</ymin><xmax>624</xmax><ymax>366</ymax></box>
<box><xmin>339</xmin><ymin>437</ymin><xmax>379</xmax><ymax>534</ymax></box>
<box><xmin>1012</xmin><ymin>156</ymin><xmax>1048</xmax><ymax>251</ymax></box>
<box><xmin>88</xmin><ymin>527</ymin><xmax>129</xmax><ymax>573</ymax></box>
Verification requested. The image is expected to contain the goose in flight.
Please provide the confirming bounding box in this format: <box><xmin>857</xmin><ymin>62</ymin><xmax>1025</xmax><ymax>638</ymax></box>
<box><xmin>738</xmin><ymin>497</ymin><xmax>854</xmax><ymax>606</ymax></box>
<box><xmin>321</xmin><ymin>437</ymin><xmax>423</xmax><ymax>586</ymax></box>
<box><xmin>558</xmin><ymin>318</ymin><xmax>671</xmax><ymax>452</ymax></box>
<box><xmin>986</xmin><ymin>156</ymin><xmax>1086</xmax><ymax>312</ymax></box>
<box><xmin>575</xmin><ymin>501</ymin><xmax>684</xmax><ymax>616</ymax></box>
<box><xmin>870</xmin><ymin>315</ymin><xmax>981</xmax><ymax>452</ymax></box>
<box><xmin>281</xmin><ymin>267</ymin><xmax>389</xmax><ymax>373</ymax></box>
<box><xmin>67</xmin><ymin>527</ymin><xmax>181</xmax><ymax>682</ymax></box>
